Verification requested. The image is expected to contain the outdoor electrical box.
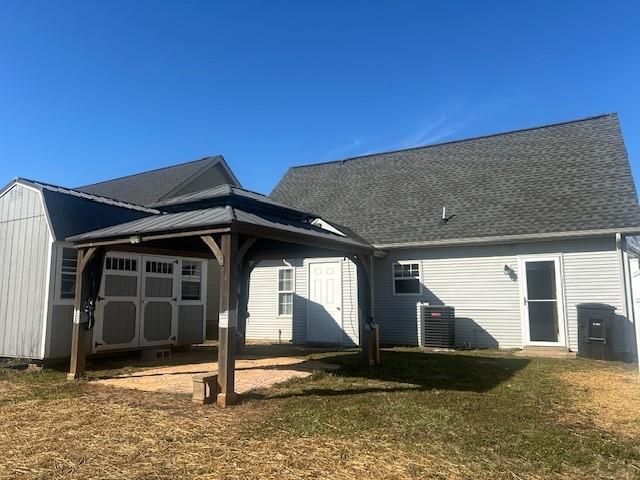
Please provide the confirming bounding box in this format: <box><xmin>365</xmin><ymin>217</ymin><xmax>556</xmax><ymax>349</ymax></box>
<box><xmin>422</xmin><ymin>305</ymin><xmax>455</xmax><ymax>348</ymax></box>
<box><xmin>577</xmin><ymin>303</ymin><xmax>616</xmax><ymax>360</ymax></box>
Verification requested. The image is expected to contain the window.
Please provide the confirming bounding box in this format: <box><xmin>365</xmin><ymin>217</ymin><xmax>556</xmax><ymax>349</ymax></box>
<box><xmin>145</xmin><ymin>260</ymin><xmax>173</xmax><ymax>274</ymax></box>
<box><xmin>393</xmin><ymin>262</ymin><xmax>421</xmax><ymax>295</ymax></box>
<box><xmin>278</xmin><ymin>268</ymin><xmax>294</xmax><ymax>315</ymax></box>
<box><xmin>60</xmin><ymin>248</ymin><xmax>77</xmax><ymax>299</ymax></box>
<box><xmin>105</xmin><ymin>256</ymin><xmax>138</xmax><ymax>272</ymax></box>
<box><xmin>181</xmin><ymin>260</ymin><xmax>202</xmax><ymax>300</ymax></box>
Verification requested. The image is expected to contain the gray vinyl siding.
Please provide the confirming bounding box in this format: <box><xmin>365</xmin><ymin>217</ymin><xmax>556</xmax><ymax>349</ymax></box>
<box><xmin>0</xmin><ymin>184</ymin><xmax>52</xmax><ymax>359</ymax></box>
<box><xmin>246</xmin><ymin>258</ymin><xmax>359</xmax><ymax>346</ymax></box>
<box><xmin>246</xmin><ymin>260</ymin><xmax>297</xmax><ymax>342</ymax></box>
<box><xmin>374</xmin><ymin>237</ymin><xmax>628</xmax><ymax>354</ymax></box>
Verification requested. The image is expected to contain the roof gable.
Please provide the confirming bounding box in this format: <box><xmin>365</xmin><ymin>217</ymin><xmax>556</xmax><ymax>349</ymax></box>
<box><xmin>77</xmin><ymin>156</ymin><xmax>240</xmax><ymax>207</ymax></box>
<box><xmin>271</xmin><ymin>114</ymin><xmax>640</xmax><ymax>246</ymax></box>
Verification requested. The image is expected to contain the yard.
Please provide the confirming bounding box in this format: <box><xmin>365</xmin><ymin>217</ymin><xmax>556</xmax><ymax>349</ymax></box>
<box><xmin>1</xmin><ymin>346</ymin><xmax>639</xmax><ymax>480</ymax></box>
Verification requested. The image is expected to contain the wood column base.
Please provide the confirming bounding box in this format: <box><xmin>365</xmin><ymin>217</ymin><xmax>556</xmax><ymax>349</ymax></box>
<box><xmin>216</xmin><ymin>392</ymin><xmax>238</xmax><ymax>407</ymax></box>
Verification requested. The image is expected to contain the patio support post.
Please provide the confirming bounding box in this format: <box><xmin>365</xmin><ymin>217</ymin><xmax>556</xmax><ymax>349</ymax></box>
<box><xmin>356</xmin><ymin>254</ymin><xmax>379</xmax><ymax>366</ymax></box>
<box><xmin>217</xmin><ymin>232</ymin><xmax>239</xmax><ymax>407</ymax></box>
<box><xmin>67</xmin><ymin>247</ymin><xmax>98</xmax><ymax>381</ymax></box>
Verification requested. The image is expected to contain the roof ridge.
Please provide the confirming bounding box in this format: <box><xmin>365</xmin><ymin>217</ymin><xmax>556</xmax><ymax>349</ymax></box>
<box><xmin>77</xmin><ymin>155</ymin><xmax>221</xmax><ymax>189</ymax></box>
<box><xmin>16</xmin><ymin>177</ymin><xmax>157</xmax><ymax>213</ymax></box>
<box><xmin>288</xmin><ymin>113</ymin><xmax>617</xmax><ymax>170</ymax></box>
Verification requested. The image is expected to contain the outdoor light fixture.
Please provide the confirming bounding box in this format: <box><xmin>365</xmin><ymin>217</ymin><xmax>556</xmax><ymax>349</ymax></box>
<box><xmin>129</xmin><ymin>235</ymin><xmax>141</xmax><ymax>244</ymax></box>
<box><xmin>503</xmin><ymin>265</ymin><xmax>517</xmax><ymax>280</ymax></box>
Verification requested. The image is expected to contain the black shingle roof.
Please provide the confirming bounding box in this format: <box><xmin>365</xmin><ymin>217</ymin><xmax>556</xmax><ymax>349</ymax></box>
<box><xmin>271</xmin><ymin>114</ymin><xmax>640</xmax><ymax>246</ymax></box>
<box><xmin>77</xmin><ymin>156</ymin><xmax>224</xmax><ymax>206</ymax></box>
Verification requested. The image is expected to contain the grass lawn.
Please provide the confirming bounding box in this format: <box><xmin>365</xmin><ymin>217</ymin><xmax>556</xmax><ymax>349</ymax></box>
<box><xmin>1</xmin><ymin>347</ymin><xmax>639</xmax><ymax>479</ymax></box>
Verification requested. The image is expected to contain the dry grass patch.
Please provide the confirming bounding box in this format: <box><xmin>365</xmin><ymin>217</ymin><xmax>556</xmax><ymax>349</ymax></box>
<box><xmin>559</xmin><ymin>365</ymin><xmax>640</xmax><ymax>439</ymax></box>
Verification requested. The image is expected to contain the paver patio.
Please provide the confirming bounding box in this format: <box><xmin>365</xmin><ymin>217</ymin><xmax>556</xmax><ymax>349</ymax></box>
<box><xmin>92</xmin><ymin>355</ymin><xmax>339</xmax><ymax>395</ymax></box>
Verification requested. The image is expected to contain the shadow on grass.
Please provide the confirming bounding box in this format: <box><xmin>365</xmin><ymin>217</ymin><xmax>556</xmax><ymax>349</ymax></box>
<box><xmin>245</xmin><ymin>350</ymin><xmax>531</xmax><ymax>401</ymax></box>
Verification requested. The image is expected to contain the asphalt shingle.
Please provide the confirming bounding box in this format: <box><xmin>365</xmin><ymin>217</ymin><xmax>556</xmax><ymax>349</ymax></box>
<box><xmin>271</xmin><ymin>114</ymin><xmax>640</xmax><ymax>246</ymax></box>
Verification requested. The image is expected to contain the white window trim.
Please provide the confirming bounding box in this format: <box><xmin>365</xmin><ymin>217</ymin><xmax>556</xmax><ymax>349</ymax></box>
<box><xmin>180</xmin><ymin>259</ymin><xmax>203</xmax><ymax>302</ymax></box>
<box><xmin>392</xmin><ymin>260</ymin><xmax>422</xmax><ymax>296</ymax></box>
<box><xmin>54</xmin><ymin>244</ymin><xmax>78</xmax><ymax>304</ymax></box>
<box><xmin>277</xmin><ymin>266</ymin><xmax>295</xmax><ymax>317</ymax></box>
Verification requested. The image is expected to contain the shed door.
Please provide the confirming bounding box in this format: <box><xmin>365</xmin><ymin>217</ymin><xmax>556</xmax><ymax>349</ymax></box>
<box><xmin>307</xmin><ymin>260</ymin><xmax>343</xmax><ymax>344</ymax></box>
<box><xmin>520</xmin><ymin>256</ymin><xmax>566</xmax><ymax>347</ymax></box>
<box><xmin>140</xmin><ymin>257</ymin><xmax>178</xmax><ymax>347</ymax></box>
<box><xmin>94</xmin><ymin>253</ymin><xmax>141</xmax><ymax>352</ymax></box>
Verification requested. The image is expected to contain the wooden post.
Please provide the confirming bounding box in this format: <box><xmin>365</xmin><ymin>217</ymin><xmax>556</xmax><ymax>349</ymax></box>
<box><xmin>67</xmin><ymin>247</ymin><xmax>98</xmax><ymax>381</ymax></box>
<box><xmin>355</xmin><ymin>254</ymin><xmax>378</xmax><ymax>365</ymax></box>
<box><xmin>217</xmin><ymin>233</ymin><xmax>239</xmax><ymax>407</ymax></box>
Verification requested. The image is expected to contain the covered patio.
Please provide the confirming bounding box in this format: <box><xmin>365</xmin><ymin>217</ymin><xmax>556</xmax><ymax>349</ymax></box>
<box><xmin>65</xmin><ymin>186</ymin><xmax>379</xmax><ymax>406</ymax></box>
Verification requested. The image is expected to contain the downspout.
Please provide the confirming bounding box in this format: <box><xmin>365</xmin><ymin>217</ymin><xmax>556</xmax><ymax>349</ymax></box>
<box><xmin>616</xmin><ymin>233</ymin><xmax>636</xmax><ymax>363</ymax></box>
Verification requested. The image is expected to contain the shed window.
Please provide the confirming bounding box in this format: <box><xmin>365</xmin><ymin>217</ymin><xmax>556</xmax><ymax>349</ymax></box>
<box><xmin>278</xmin><ymin>268</ymin><xmax>294</xmax><ymax>316</ymax></box>
<box><xmin>106</xmin><ymin>257</ymin><xmax>138</xmax><ymax>272</ymax></box>
<box><xmin>60</xmin><ymin>248</ymin><xmax>78</xmax><ymax>299</ymax></box>
<box><xmin>393</xmin><ymin>262</ymin><xmax>421</xmax><ymax>295</ymax></box>
<box><xmin>181</xmin><ymin>260</ymin><xmax>202</xmax><ymax>300</ymax></box>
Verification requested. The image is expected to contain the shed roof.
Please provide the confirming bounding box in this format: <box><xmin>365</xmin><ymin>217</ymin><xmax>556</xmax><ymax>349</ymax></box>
<box><xmin>4</xmin><ymin>178</ymin><xmax>156</xmax><ymax>241</ymax></box>
<box><xmin>77</xmin><ymin>156</ymin><xmax>239</xmax><ymax>206</ymax></box>
<box><xmin>271</xmin><ymin>114</ymin><xmax>640</xmax><ymax>247</ymax></box>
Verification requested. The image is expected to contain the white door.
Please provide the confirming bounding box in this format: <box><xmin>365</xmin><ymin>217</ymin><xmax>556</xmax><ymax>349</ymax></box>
<box><xmin>140</xmin><ymin>256</ymin><xmax>178</xmax><ymax>347</ymax></box>
<box><xmin>307</xmin><ymin>260</ymin><xmax>343</xmax><ymax>344</ymax></box>
<box><xmin>519</xmin><ymin>256</ymin><xmax>566</xmax><ymax>346</ymax></box>
<box><xmin>93</xmin><ymin>253</ymin><xmax>141</xmax><ymax>352</ymax></box>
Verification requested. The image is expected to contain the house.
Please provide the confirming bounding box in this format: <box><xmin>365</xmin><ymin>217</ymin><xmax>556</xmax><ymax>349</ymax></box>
<box><xmin>1</xmin><ymin>113</ymin><xmax>639</xmax><ymax>362</ymax></box>
<box><xmin>244</xmin><ymin>113</ymin><xmax>640</xmax><ymax>359</ymax></box>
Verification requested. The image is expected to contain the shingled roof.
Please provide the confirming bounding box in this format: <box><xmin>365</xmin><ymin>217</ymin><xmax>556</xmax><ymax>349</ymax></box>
<box><xmin>271</xmin><ymin>114</ymin><xmax>640</xmax><ymax>247</ymax></box>
<box><xmin>77</xmin><ymin>156</ymin><xmax>237</xmax><ymax>206</ymax></box>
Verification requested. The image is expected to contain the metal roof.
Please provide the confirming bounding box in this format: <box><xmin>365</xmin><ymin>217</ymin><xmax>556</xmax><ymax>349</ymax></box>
<box><xmin>67</xmin><ymin>205</ymin><xmax>372</xmax><ymax>251</ymax></box>
<box><xmin>148</xmin><ymin>184</ymin><xmax>312</xmax><ymax>215</ymax></box>
<box><xmin>271</xmin><ymin>114</ymin><xmax>640</xmax><ymax>246</ymax></box>
<box><xmin>1</xmin><ymin>178</ymin><xmax>156</xmax><ymax>241</ymax></box>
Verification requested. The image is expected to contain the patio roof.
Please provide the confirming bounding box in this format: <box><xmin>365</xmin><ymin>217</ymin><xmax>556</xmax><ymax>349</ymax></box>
<box><xmin>66</xmin><ymin>183</ymin><xmax>373</xmax><ymax>254</ymax></box>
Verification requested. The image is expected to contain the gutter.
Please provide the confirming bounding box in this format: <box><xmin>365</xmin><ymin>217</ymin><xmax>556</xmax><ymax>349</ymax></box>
<box><xmin>374</xmin><ymin>227</ymin><xmax>640</xmax><ymax>250</ymax></box>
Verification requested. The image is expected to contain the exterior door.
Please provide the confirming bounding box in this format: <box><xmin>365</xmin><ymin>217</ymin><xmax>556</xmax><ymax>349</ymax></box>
<box><xmin>520</xmin><ymin>256</ymin><xmax>566</xmax><ymax>346</ymax></box>
<box><xmin>93</xmin><ymin>253</ymin><xmax>141</xmax><ymax>352</ymax></box>
<box><xmin>140</xmin><ymin>256</ymin><xmax>178</xmax><ymax>347</ymax></box>
<box><xmin>307</xmin><ymin>260</ymin><xmax>343</xmax><ymax>344</ymax></box>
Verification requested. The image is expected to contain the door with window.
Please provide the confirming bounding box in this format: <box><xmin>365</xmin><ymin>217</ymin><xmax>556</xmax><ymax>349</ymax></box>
<box><xmin>140</xmin><ymin>257</ymin><xmax>178</xmax><ymax>347</ymax></box>
<box><xmin>94</xmin><ymin>253</ymin><xmax>141</xmax><ymax>352</ymax></box>
<box><xmin>307</xmin><ymin>260</ymin><xmax>342</xmax><ymax>344</ymax></box>
<box><xmin>519</xmin><ymin>256</ymin><xmax>566</xmax><ymax>346</ymax></box>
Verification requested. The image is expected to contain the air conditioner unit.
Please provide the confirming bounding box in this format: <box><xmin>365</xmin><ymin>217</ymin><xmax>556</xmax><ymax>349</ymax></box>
<box><xmin>422</xmin><ymin>305</ymin><xmax>455</xmax><ymax>348</ymax></box>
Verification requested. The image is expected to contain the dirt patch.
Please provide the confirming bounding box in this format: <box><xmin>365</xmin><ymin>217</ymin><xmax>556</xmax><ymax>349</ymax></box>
<box><xmin>92</xmin><ymin>357</ymin><xmax>339</xmax><ymax>395</ymax></box>
<box><xmin>559</xmin><ymin>367</ymin><xmax>640</xmax><ymax>438</ymax></box>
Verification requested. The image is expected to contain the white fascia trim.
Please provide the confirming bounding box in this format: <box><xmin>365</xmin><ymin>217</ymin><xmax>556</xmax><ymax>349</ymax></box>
<box><xmin>311</xmin><ymin>218</ymin><xmax>346</xmax><ymax>237</ymax></box>
<box><xmin>373</xmin><ymin>228</ymin><xmax>640</xmax><ymax>250</ymax></box>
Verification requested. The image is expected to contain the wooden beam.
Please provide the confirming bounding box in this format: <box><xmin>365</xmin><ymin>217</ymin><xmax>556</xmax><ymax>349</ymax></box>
<box><xmin>237</xmin><ymin>237</ymin><xmax>256</xmax><ymax>261</ymax></box>
<box><xmin>217</xmin><ymin>232</ymin><xmax>239</xmax><ymax>407</ymax></box>
<box><xmin>109</xmin><ymin>244</ymin><xmax>211</xmax><ymax>259</ymax></box>
<box><xmin>78</xmin><ymin>247</ymin><xmax>97</xmax><ymax>274</ymax></box>
<box><xmin>234</xmin><ymin>222</ymin><xmax>373</xmax><ymax>255</ymax></box>
<box><xmin>201</xmin><ymin>235</ymin><xmax>225</xmax><ymax>266</ymax></box>
<box><xmin>73</xmin><ymin>227</ymin><xmax>231</xmax><ymax>248</ymax></box>
<box><xmin>68</xmin><ymin>248</ymin><xmax>94</xmax><ymax>380</ymax></box>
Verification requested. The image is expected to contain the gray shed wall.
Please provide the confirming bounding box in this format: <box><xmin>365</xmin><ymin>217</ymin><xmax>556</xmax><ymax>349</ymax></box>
<box><xmin>0</xmin><ymin>184</ymin><xmax>52</xmax><ymax>359</ymax></box>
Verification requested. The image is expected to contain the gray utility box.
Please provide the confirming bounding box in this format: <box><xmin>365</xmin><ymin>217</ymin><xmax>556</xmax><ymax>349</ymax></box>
<box><xmin>423</xmin><ymin>305</ymin><xmax>455</xmax><ymax>348</ymax></box>
<box><xmin>577</xmin><ymin>303</ymin><xmax>616</xmax><ymax>360</ymax></box>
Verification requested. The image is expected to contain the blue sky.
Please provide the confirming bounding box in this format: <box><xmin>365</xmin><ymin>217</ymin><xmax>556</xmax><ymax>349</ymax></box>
<box><xmin>1</xmin><ymin>1</ymin><xmax>639</xmax><ymax>195</ymax></box>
